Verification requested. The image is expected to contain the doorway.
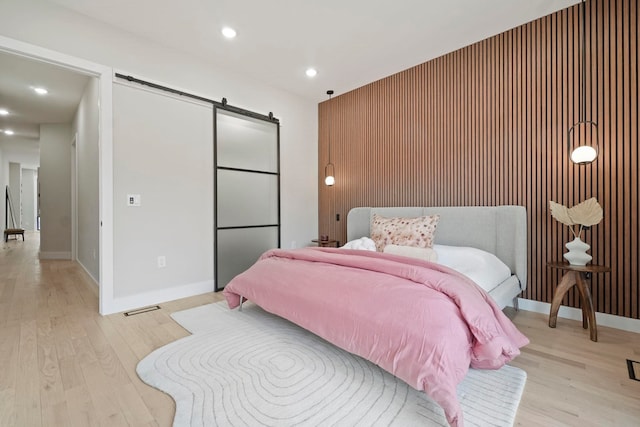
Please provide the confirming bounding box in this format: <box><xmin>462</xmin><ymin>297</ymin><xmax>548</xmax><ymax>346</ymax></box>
<box><xmin>71</xmin><ymin>133</ymin><xmax>77</xmax><ymax>261</ymax></box>
<box><xmin>0</xmin><ymin>35</ymin><xmax>114</xmax><ymax>314</ymax></box>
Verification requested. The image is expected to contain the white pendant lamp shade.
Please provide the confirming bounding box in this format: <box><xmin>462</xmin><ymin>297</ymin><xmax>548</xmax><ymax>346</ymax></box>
<box><xmin>571</xmin><ymin>145</ymin><xmax>597</xmax><ymax>164</ymax></box>
<box><xmin>324</xmin><ymin>162</ymin><xmax>335</xmax><ymax>186</ymax></box>
<box><xmin>568</xmin><ymin>120</ymin><xmax>598</xmax><ymax>165</ymax></box>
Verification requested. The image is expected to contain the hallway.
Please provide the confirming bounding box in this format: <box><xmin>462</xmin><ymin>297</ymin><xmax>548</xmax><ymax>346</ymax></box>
<box><xmin>0</xmin><ymin>231</ymin><xmax>220</xmax><ymax>426</ymax></box>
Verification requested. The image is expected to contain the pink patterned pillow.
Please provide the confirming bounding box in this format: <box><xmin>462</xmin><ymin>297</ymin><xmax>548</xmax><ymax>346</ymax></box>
<box><xmin>370</xmin><ymin>214</ymin><xmax>440</xmax><ymax>252</ymax></box>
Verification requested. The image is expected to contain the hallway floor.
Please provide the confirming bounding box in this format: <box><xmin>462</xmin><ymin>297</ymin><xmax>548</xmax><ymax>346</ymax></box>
<box><xmin>0</xmin><ymin>231</ymin><xmax>221</xmax><ymax>426</ymax></box>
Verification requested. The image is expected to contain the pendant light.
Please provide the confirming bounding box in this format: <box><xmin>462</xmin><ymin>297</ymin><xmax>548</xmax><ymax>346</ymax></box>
<box><xmin>568</xmin><ymin>0</ymin><xmax>598</xmax><ymax>165</ymax></box>
<box><xmin>324</xmin><ymin>90</ymin><xmax>335</xmax><ymax>186</ymax></box>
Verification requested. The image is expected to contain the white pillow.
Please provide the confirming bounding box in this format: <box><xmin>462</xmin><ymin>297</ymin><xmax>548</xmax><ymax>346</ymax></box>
<box><xmin>341</xmin><ymin>237</ymin><xmax>377</xmax><ymax>251</ymax></box>
<box><xmin>433</xmin><ymin>244</ymin><xmax>511</xmax><ymax>292</ymax></box>
<box><xmin>383</xmin><ymin>244</ymin><xmax>438</xmax><ymax>262</ymax></box>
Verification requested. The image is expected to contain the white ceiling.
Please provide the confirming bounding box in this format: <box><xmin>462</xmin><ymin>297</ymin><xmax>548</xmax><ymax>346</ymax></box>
<box><xmin>0</xmin><ymin>51</ymin><xmax>90</xmax><ymax>143</ymax></box>
<box><xmin>47</xmin><ymin>0</ymin><xmax>578</xmax><ymax>102</ymax></box>
<box><xmin>0</xmin><ymin>0</ymin><xmax>579</xmax><ymax>155</ymax></box>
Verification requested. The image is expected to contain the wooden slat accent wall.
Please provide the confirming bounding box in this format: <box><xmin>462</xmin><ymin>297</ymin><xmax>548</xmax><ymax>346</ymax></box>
<box><xmin>318</xmin><ymin>0</ymin><xmax>639</xmax><ymax>319</ymax></box>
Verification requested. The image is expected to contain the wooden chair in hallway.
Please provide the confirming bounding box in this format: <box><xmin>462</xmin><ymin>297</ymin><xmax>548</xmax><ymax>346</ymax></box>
<box><xmin>4</xmin><ymin>185</ymin><xmax>24</xmax><ymax>242</ymax></box>
<box><xmin>4</xmin><ymin>228</ymin><xmax>25</xmax><ymax>242</ymax></box>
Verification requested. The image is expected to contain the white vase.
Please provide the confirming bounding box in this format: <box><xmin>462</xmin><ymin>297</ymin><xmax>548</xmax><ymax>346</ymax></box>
<box><xmin>563</xmin><ymin>237</ymin><xmax>592</xmax><ymax>266</ymax></box>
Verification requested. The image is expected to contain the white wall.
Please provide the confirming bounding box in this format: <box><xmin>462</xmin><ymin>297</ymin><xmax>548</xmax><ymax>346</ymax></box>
<box><xmin>39</xmin><ymin>123</ymin><xmax>72</xmax><ymax>258</ymax></box>
<box><xmin>0</xmin><ymin>140</ymin><xmax>40</xmax><ymax>169</ymax></box>
<box><xmin>0</xmin><ymin>0</ymin><xmax>318</xmax><ymax>312</ymax></box>
<box><xmin>20</xmin><ymin>168</ymin><xmax>37</xmax><ymax>230</ymax></box>
<box><xmin>8</xmin><ymin>162</ymin><xmax>21</xmax><ymax>228</ymax></box>
<box><xmin>0</xmin><ymin>147</ymin><xmax>5</xmax><ymax>236</ymax></box>
<box><xmin>0</xmin><ymin>137</ymin><xmax>39</xmax><ymax>168</ymax></box>
<box><xmin>73</xmin><ymin>77</ymin><xmax>100</xmax><ymax>281</ymax></box>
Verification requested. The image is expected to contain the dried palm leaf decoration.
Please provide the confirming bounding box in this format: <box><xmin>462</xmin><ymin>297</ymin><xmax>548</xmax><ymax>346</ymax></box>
<box><xmin>549</xmin><ymin>198</ymin><xmax>603</xmax><ymax>239</ymax></box>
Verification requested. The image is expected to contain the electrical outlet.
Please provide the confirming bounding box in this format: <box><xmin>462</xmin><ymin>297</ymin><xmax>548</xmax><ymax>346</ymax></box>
<box><xmin>157</xmin><ymin>256</ymin><xmax>166</xmax><ymax>268</ymax></box>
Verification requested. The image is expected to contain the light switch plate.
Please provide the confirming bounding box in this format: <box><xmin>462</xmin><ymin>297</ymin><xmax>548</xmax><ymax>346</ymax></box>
<box><xmin>127</xmin><ymin>194</ymin><xmax>141</xmax><ymax>206</ymax></box>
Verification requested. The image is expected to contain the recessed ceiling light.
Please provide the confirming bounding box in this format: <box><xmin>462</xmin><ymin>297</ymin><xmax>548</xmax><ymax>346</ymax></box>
<box><xmin>4</xmin><ymin>129</ymin><xmax>14</xmax><ymax>135</ymax></box>
<box><xmin>33</xmin><ymin>87</ymin><xmax>48</xmax><ymax>95</ymax></box>
<box><xmin>0</xmin><ymin>109</ymin><xmax>8</xmax><ymax>115</ymax></box>
<box><xmin>306</xmin><ymin>68</ymin><xmax>318</xmax><ymax>78</ymax></box>
<box><xmin>221</xmin><ymin>27</ymin><xmax>237</xmax><ymax>39</ymax></box>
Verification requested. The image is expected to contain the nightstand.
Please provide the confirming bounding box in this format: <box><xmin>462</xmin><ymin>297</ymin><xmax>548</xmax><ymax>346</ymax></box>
<box><xmin>547</xmin><ymin>262</ymin><xmax>610</xmax><ymax>342</ymax></box>
<box><xmin>311</xmin><ymin>239</ymin><xmax>339</xmax><ymax>248</ymax></box>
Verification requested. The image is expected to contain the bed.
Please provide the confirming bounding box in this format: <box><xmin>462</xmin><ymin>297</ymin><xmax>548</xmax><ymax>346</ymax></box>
<box><xmin>346</xmin><ymin>205</ymin><xmax>527</xmax><ymax>309</ymax></box>
<box><xmin>223</xmin><ymin>205</ymin><xmax>528</xmax><ymax>427</ymax></box>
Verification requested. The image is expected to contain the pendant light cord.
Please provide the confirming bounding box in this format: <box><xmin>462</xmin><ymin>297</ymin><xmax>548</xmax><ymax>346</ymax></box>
<box><xmin>327</xmin><ymin>90</ymin><xmax>333</xmax><ymax>165</ymax></box>
<box><xmin>580</xmin><ymin>0</ymin><xmax>586</xmax><ymax>121</ymax></box>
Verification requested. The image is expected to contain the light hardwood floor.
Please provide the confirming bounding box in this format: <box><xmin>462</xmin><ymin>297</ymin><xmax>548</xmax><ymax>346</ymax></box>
<box><xmin>1</xmin><ymin>232</ymin><xmax>639</xmax><ymax>426</ymax></box>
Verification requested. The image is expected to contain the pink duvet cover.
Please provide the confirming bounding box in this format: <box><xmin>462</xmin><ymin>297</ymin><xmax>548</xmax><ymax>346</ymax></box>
<box><xmin>223</xmin><ymin>247</ymin><xmax>529</xmax><ymax>426</ymax></box>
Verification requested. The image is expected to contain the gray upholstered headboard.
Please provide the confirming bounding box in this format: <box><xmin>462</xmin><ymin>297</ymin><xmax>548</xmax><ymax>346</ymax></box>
<box><xmin>347</xmin><ymin>206</ymin><xmax>527</xmax><ymax>291</ymax></box>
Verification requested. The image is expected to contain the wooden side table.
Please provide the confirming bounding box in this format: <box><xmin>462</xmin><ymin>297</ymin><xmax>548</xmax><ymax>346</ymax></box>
<box><xmin>547</xmin><ymin>262</ymin><xmax>610</xmax><ymax>342</ymax></box>
<box><xmin>311</xmin><ymin>239</ymin><xmax>339</xmax><ymax>248</ymax></box>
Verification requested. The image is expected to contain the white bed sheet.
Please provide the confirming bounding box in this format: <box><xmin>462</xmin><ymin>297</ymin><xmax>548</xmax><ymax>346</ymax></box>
<box><xmin>433</xmin><ymin>244</ymin><xmax>512</xmax><ymax>293</ymax></box>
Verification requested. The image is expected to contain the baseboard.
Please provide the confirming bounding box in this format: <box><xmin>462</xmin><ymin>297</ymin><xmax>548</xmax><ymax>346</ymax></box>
<box><xmin>77</xmin><ymin>259</ymin><xmax>99</xmax><ymax>288</ymax></box>
<box><xmin>517</xmin><ymin>298</ymin><xmax>640</xmax><ymax>334</ymax></box>
<box><xmin>39</xmin><ymin>251</ymin><xmax>71</xmax><ymax>260</ymax></box>
<box><xmin>103</xmin><ymin>280</ymin><xmax>214</xmax><ymax>315</ymax></box>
